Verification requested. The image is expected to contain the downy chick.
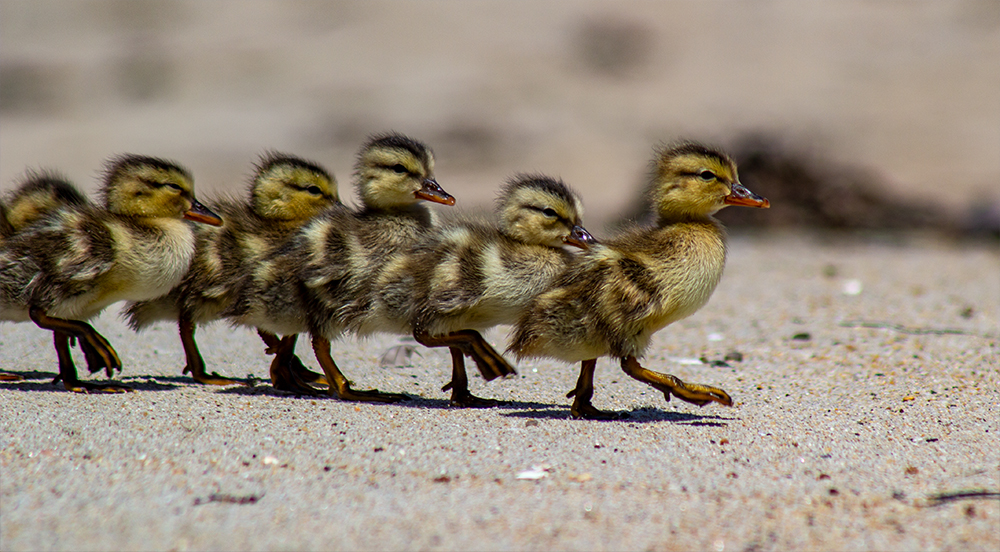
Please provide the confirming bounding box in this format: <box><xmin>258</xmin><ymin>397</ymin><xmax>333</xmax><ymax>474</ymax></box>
<box><xmin>371</xmin><ymin>174</ymin><xmax>595</xmax><ymax>406</ymax></box>
<box><xmin>509</xmin><ymin>142</ymin><xmax>769</xmax><ymax>418</ymax></box>
<box><xmin>0</xmin><ymin>155</ymin><xmax>221</xmax><ymax>392</ymax></box>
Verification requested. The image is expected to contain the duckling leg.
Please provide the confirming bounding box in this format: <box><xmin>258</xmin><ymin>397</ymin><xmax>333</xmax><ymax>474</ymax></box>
<box><xmin>50</xmin><ymin>331</ymin><xmax>131</xmax><ymax>393</ymax></box>
<box><xmin>620</xmin><ymin>356</ymin><xmax>732</xmax><ymax>407</ymax></box>
<box><xmin>0</xmin><ymin>372</ymin><xmax>24</xmax><ymax>381</ymax></box>
<box><xmin>29</xmin><ymin>307</ymin><xmax>123</xmax><ymax>379</ymax></box>
<box><xmin>439</xmin><ymin>348</ymin><xmax>501</xmax><ymax>408</ymax></box>
<box><xmin>179</xmin><ymin>317</ymin><xmax>246</xmax><ymax>386</ymax></box>
<box><xmin>566</xmin><ymin>359</ymin><xmax>627</xmax><ymax>420</ymax></box>
<box><xmin>257</xmin><ymin>330</ymin><xmax>327</xmax><ymax>385</ymax></box>
<box><xmin>266</xmin><ymin>334</ymin><xmax>325</xmax><ymax>396</ymax></box>
<box><xmin>311</xmin><ymin>335</ymin><xmax>407</xmax><ymax>402</ymax></box>
<box><xmin>414</xmin><ymin>330</ymin><xmax>516</xmax><ymax>381</ymax></box>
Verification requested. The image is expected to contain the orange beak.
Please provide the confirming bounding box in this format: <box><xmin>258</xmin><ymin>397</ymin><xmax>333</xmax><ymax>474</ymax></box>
<box><xmin>724</xmin><ymin>182</ymin><xmax>770</xmax><ymax>208</ymax></box>
<box><xmin>414</xmin><ymin>178</ymin><xmax>456</xmax><ymax>206</ymax></box>
<box><xmin>183</xmin><ymin>199</ymin><xmax>223</xmax><ymax>226</ymax></box>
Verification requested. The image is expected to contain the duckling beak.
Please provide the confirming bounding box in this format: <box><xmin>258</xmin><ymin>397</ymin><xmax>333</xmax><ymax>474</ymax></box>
<box><xmin>724</xmin><ymin>182</ymin><xmax>770</xmax><ymax>208</ymax></box>
<box><xmin>414</xmin><ymin>178</ymin><xmax>456</xmax><ymax>206</ymax></box>
<box><xmin>183</xmin><ymin>199</ymin><xmax>224</xmax><ymax>226</ymax></box>
<box><xmin>563</xmin><ymin>225</ymin><xmax>597</xmax><ymax>249</ymax></box>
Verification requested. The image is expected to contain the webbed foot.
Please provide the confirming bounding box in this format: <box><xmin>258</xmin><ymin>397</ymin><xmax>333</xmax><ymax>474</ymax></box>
<box><xmin>62</xmin><ymin>378</ymin><xmax>132</xmax><ymax>394</ymax></box>
<box><xmin>621</xmin><ymin>356</ymin><xmax>732</xmax><ymax>407</ymax></box>
<box><xmin>443</xmin><ymin>382</ymin><xmax>501</xmax><ymax>408</ymax></box>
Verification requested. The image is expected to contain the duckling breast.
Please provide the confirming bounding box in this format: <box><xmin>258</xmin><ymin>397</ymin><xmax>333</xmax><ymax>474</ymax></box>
<box><xmin>103</xmin><ymin>217</ymin><xmax>197</xmax><ymax>303</ymax></box>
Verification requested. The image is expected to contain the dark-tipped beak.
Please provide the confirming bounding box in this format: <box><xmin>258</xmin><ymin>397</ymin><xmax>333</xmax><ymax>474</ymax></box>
<box><xmin>563</xmin><ymin>224</ymin><xmax>597</xmax><ymax>249</ymax></box>
<box><xmin>414</xmin><ymin>178</ymin><xmax>456</xmax><ymax>206</ymax></box>
<box><xmin>724</xmin><ymin>182</ymin><xmax>770</xmax><ymax>208</ymax></box>
<box><xmin>183</xmin><ymin>199</ymin><xmax>223</xmax><ymax>226</ymax></box>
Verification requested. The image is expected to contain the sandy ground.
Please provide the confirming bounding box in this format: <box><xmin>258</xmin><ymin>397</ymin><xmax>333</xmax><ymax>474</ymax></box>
<box><xmin>1</xmin><ymin>234</ymin><xmax>997</xmax><ymax>551</ymax></box>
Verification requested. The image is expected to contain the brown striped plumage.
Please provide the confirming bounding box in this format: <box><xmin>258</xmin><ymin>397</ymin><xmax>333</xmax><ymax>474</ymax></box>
<box><xmin>369</xmin><ymin>174</ymin><xmax>594</xmax><ymax>406</ymax></box>
<box><xmin>223</xmin><ymin>132</ymin><xmax>455</xmax><ymax>401</ymax></box>
<box><xmin>0</xmin><ymin>172</ymin><xmax>90</xmax><ymax>238</ymax></box>
<box><xmin>123</xmin><ymin>153</ymin><xmax>340</xmax><ymax>386</ymax></box>
<box><xmin>508</xmin><ymin>142</ymin><xmax>769</xmax><ymax>418</ymax></box>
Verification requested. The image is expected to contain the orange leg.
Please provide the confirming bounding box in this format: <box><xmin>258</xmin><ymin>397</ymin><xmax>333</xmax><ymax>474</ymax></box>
<box><xmin>439</xmin><ymin>348</ymin><xmax>501</xmax><ymax>407</ymax></box>
<box><xmin>51</xmin><ymin>331</ymin><xmax>130</xmax><ymax>393</ymax></box>
<box><xmin>179</xmin><ymin>316</ymin><xmax>245</xmax><ymax>386</ymax></box>
<box><xmin>565</xmin><ymin>358</ymin><xmax>626</xmax><ymax>419</ymax></box>
<box><xmin>28</xmin><ymin>307</ymin><xmax>129</xmax><ymax>393</ymax></box>
<box><xmin>311</xmin><ymin>335</ymin><xmax>407</xmax><ymax>402</ymax></box>
<box><xmin>414</xmin><ymin>329</ymin><xmax>514</xmax><ymax>406</ymax></box>
<box><xmin>620</xmin><ymin>356</ymin><xmax>732</xmax><ymax>407</ymax></box>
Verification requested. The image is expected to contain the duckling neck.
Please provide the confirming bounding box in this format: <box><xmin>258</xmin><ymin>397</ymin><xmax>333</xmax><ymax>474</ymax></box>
<box><xmin>359</xmin><ymin>203</ymin><xmax>436</xmax><ymax>228</ymax></box>
<box><xmin>656</xmin><ymin>210</ymin><xmax>718</xmax><ymax>227</ymax></box>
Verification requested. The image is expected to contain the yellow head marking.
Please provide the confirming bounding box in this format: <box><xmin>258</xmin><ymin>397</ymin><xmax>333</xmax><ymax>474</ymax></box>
<box><xmin>354</xmin><ymin>133</ymin><xmax>439</xmax><ymax>209</ymax></box>
<box><xmin>251</xmin><ymin>153</ymin><xmax>339</xmax><ymax>222</ymax></box>
<box><xmin>498</xmin><ymin>174</ymin><xmax>588</xmax><ymax>248</ymax></box>
<box><xmin>102</xmin><ymin>154</ymin><xmax>196</xmax><ymax>219</ymax></box>
<box><xmin>649</xmin><ymin>142</ymin><xmax>739</xmax><ymax>221</ymax></box>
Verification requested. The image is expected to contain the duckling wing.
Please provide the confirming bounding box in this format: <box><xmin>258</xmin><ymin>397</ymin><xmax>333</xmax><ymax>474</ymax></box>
<box><xmin>0</xmin><ymin>211</ymin><xmax>116</xmax><ymax>315</ymax></box>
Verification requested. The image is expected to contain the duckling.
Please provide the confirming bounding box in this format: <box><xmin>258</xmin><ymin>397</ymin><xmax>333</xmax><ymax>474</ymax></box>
<box><xmin>0</xmin><ymin>173</ymin><xmax>90</xmax><ymax>381</ymax></box>
<box><xmin>224</xmin><ymin>132</ymin><xmax>454</xmax><ymax>400</ymax></box>
<box><xmin>1</xmin><ymin>172</ymin><xmax>90</xmax><ymax>238</ymax></box>
<box><xmin>0</xmin><ymin>154</ymin><xmax>222</xmax><ymax>393</ymax></box>
<box><xmin>508</xmin><ymin>142</ymin><xmax>769</xmax><ymax>419</ymax></box>
<box><xmin>369</xmin><ymin>174</ymin><xmax>595</xmax><ymax>406</ymax></box>
<box><xmin>124</xmin><ymin>152</ymin><xmax>340</xmax><ymax>387</ymax></box>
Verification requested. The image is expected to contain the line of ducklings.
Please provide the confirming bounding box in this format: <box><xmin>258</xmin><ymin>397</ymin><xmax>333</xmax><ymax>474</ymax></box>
<box><xmin>1</xmin><ymin>132</ymin><xmax>768</xmax><ymax>418</ymax></box>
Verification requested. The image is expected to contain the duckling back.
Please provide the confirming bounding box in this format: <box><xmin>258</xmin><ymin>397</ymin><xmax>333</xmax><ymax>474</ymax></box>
<box><xmin>0</xmin><ymin>172</ymin><xmax>89</xmax><ymax>238</ymax></box>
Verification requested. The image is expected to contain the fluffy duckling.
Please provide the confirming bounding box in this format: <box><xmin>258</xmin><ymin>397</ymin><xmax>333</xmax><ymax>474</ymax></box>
<box><xmin>124</xmin><ymin>153</ymin><xmax>340</xmax><ymax>387</ymax></box>
<box><xmin>0</xmin><ymin>173</ymin><xmax>91</xmax><ymax>381</ymax></box>
<box><xmin>0</xmin><ymin>155</ymin><xmax>222</xmax><ymax>393</ymax></box>
<box><xmin>224</xmin><ymin>132</ymin><xmax>454</xmax><ymax>400</ymax></box>
<box><xmin>1</xmin><ymin>172</ymin><xmax>90</xmax><ymax>238</ymax></box>
<box><xmin>369</xmin><ymin>174</ymin><xmax>595</xmax><ymax>406</ymax></box>
<box><xmin>509</xmin><ymin>142</ymin><xmax>769</xmax><ymax>419</ymax></box>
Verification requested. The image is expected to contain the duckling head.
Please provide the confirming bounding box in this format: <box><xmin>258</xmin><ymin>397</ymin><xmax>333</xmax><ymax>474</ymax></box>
<box><xmin>3</xmin><ymin>171</ymin><xmax>89</xmax><ymax>232</ymax></box>
<box><xmin>354</xmin><ymin>132</ymin><xmax>455</xmax><ymax>209</ymax></box>
<box><xmin>650</xmin><ymin>142</ymin><xmax>769</xmax><ymax>222</ymax></box>
<box><xmin>250</xmin><ymin>152</ymin><xmax>340</xmax><ymax>222</ymax></box>
<box><xmin>498</xmin><ymin>174</ymin><xmax>596</xmax><ymax>249</ymax></box>
<box><xmin>101</xmin><ymin>154</ymin><xmax>222</xmax><ymax>226</ymax></box>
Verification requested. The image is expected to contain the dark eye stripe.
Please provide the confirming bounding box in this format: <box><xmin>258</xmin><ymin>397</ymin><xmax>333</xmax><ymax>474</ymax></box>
<box><xmin>528</xmin><ymin>205</ymin><xmax>574</xmax><ymax>226</ymax></box>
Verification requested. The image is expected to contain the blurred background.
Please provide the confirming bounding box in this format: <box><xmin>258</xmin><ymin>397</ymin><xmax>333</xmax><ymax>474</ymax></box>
<box><xmin>2</xmin><ymin>0</ymin><xmax>998</xmax><ymax>235</ymax></box>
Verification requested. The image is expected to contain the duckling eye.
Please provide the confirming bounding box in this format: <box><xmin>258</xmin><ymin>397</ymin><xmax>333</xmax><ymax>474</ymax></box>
<box><xmin>305</xmin><ymin>186</ymin><xmax>323</xmax><ymax>196</ymax></box>
<box><xmin>165</xmin><ymin>182</ymin><xmax>184</xmax><ymax>192</ymax></box>
<box><xmin>698</xmin><ymin>170</ymin><xmax>717</xmax><ymax>181</ymax></box>
<box><xmin>390</xmin><ymin>164</ymin><xmax>408</xmax><ymax>174</ymax></box>
<box><xmin>541</xmin><ymin>208</ymin><xmax>558</xmax><ymax>218</ymax></box>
